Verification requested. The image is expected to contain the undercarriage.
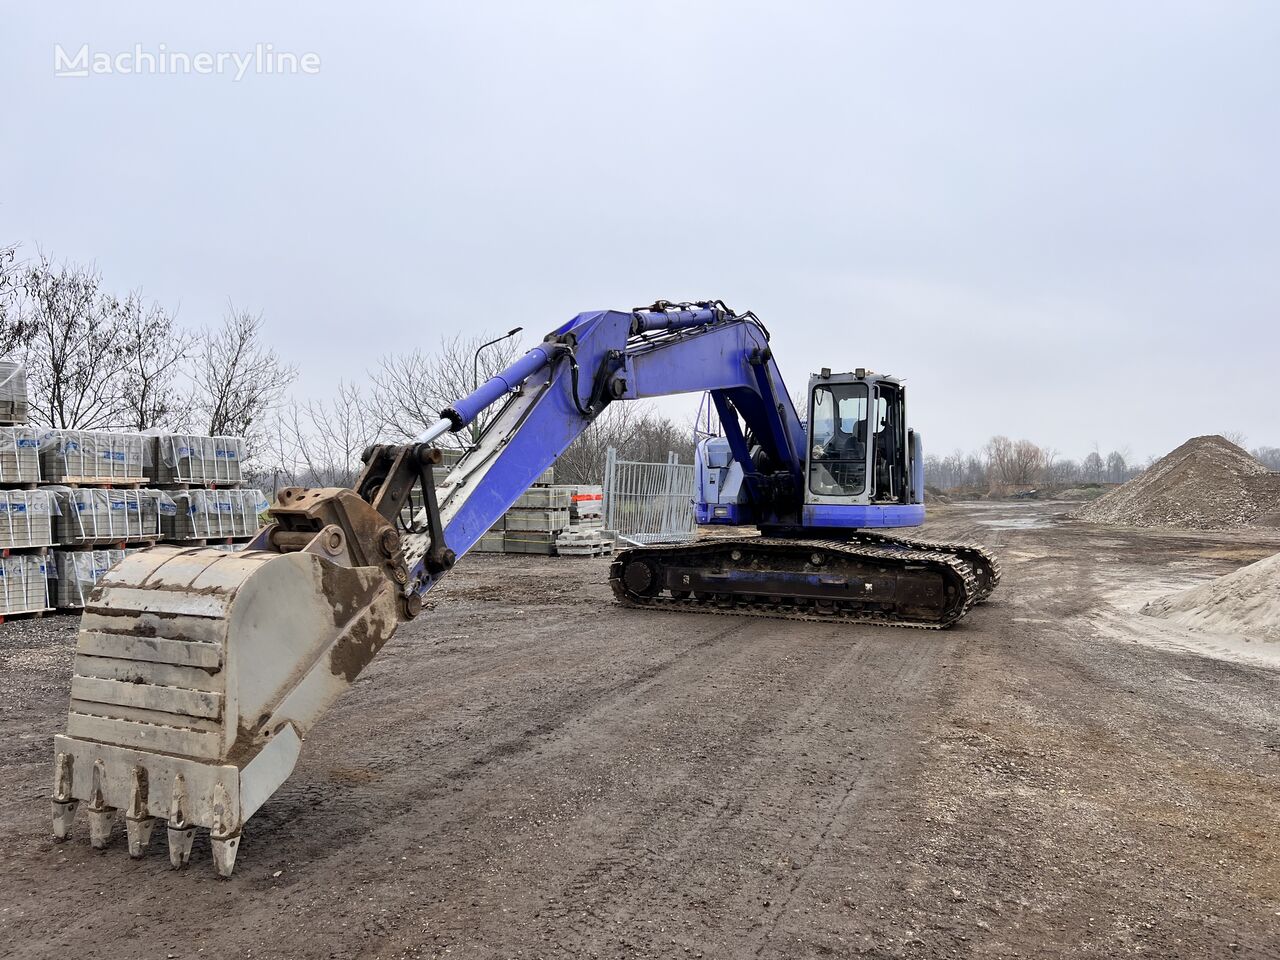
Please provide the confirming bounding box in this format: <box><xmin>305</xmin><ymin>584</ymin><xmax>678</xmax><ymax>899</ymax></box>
<box><xmin>610</xmin><ymin>533</ymin><xmax>1000</xmax><ymax>629</ymax></box>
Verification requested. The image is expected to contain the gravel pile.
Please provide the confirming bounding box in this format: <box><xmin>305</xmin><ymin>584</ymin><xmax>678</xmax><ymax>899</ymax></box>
<box><xmin>1142</xmin><ymin>551</ymin><xmax>1280</xmax><ymax>640</ymax></box>
<box><xmin>1074</xmin><ymin>435</ymin><xmax>1280</xmax><ymax>530</ymax></box>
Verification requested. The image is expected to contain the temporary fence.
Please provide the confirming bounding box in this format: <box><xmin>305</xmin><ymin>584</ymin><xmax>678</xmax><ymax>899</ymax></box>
<box><xmin>602</xmin><ymin>448</ymin><xmax>696</xmax><ymax>546</ymax></box>
<box><xmin>160</xmin><ymin>488</ymin><xmax>269</xmax><ymax>540</ymax></box>
<box><xmin>0</xmin><ymin>362</ymin><xmax>29</xmax><ymax>424</ymax></box>
<box><xmin>39</xmin><ymin>430</ymin><xmax>148</xmax><ymax>482</ymax></box>
<box><xmin>0</xmin><ymin>427</ymin><xmax>40</xmax><ymax>482</ymax></box>
<box><xmin>0</xmin><ymin>489</ymin><xmax>58</xmax><ymax>549</ymax></box>
<box><xmin>149</xmin><ymin>433</ymin><xmax>246</xmax><ymax>485</ymax></box>
<box><xmin>0</xmin><ymin>554</ymin><xmax>51</xmax><ymax>614</ymax></box>
<box><xmin>52</xmin><ymin>488</ymin><xmax>169</xmax><ymax>544</ymax></box>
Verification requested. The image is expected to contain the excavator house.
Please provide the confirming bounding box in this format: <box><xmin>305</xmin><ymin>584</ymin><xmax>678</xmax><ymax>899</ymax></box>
<box><xmin>49</xmin><ymin>301</ymin><xmax>999</xmax><ymax>876</ymax></box>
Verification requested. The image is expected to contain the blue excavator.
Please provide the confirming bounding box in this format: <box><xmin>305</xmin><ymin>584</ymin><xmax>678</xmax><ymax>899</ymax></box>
<box><xmin>49</xmin><ymin>301</ymin><xmax>999</xmax><ymax>875</ymax></box>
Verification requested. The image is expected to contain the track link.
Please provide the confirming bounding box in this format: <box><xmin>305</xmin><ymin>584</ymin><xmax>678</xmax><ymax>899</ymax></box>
<box><xmin>609</xmin><ymin>537</ymin><xmax>983</xmax><ymax>630</ymax></box>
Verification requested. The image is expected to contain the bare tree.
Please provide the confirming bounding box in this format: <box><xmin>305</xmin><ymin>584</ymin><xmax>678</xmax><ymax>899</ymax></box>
<box><xmin>188</xmin><ymin>305</ymin><xmax>296</xmax><ymax>444</ymax></box>
<box><xmin>1252</xmin><ymin>446</ymin><xmax>1280</xmax><ymax>471</ymax></box>
<box><xmin>272</xmin><ymin>382</ymin><xmax>377</xmax><ymax>488</ymax></box>
<box><xmin>1105</xmin><ymin>450</ymin><xmax>1127</xmax><ymax>484</ymax></box>
<box><xmin>20</xmin><ymin>254</ymin><xmax>135</xmax><ymax>429</ymax></box>
<box><xmin>1220</xmin><ymin>430</ymin><xmax>1248</xmax><ymax>448</ymax></box>
<box><xmin>1081</xmin><ymin>450</ymin><xmax>1105</xmax><ymax>482</ymax></box>
<box><xmin>556</xmin><ymin>402</ymin><xmax>695</xmax><ymax>483</ymax></box>
<box><xmin>984</xmin><ymin>435</ymin><xmax>1045</xmax><ymax>486</ymax></box>
<box><xmin>114</xmin><ymin>290</ymin><xmax>193</xmax><ymax>431</ymax></box>
<box><xmin>0</xmin><ymin>243</ymin><xmax>33</xmax><ymax>356</ymax></box>
<box><xmin>368</xmin><ymin>332</ymin><xmax>521</xmax><ymax>449</ymax></box>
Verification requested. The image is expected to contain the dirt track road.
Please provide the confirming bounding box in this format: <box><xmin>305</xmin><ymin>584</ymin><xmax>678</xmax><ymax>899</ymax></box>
<box><xmin>3</xmin><ymin>502</ymin><xmax>1279</xmax><ymax>958</ymax></box>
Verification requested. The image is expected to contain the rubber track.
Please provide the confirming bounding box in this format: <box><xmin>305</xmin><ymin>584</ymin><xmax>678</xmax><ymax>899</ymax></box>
<box><xmin>609</xmin><ymin>537</ymin><xmax>981</xmax><ymax>631</ymax></box>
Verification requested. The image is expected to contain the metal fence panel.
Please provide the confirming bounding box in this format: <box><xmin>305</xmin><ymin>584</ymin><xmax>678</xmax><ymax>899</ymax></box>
<box><xmin>603</xmin><ymin>448</ymin><xmax>697</xmax><ymax>545</ymax></box>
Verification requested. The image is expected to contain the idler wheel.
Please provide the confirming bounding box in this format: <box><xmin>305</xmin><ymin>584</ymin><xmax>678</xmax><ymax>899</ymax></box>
<box><xmin>623</xmin><ymin>558</ymin><xmax>658</xmax><ymax>596</ymax></box>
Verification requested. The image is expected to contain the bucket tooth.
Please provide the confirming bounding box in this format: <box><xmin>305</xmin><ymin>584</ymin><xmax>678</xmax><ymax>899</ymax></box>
<box><xmin>167</xmin><ymin>773</ymin><xmax>194</xmax><ymax>868</ymax></box>
<box><xmin>167</xmin><ymin>824</ymin><xmax>196</xmax><ymax>869</ymax></box>
<box><xmin>210</xmin><ymin>834</ymin><xmax>241</xmax><ymax>878</ymax></box>
<box><xmin>124</xmin><ymin>766</ymin><xmax>154</xmax><ymax>857</ymax></box>
<box><xmin>51</xmin><ymin>751</ymin><xmax>77</xmax><ymax>840</ymax></box>
<box><xmin>87</xmin><ymin>806</ymin><xmax>117</xmax><ymax>849</ymax></box>
<box><xmin>86</xmin><ymin>759</ymin><xmax>116</xmax><ymax>849</ymax></box>
<box><xmin>126</xmin><ymin>817</ymin><xmax>156</xmax><ymax>858</ymax></box>
<box><xmin>51</xmin><ymin>800</ymin><xmax>78</xmax><ymax>840</ymax></box>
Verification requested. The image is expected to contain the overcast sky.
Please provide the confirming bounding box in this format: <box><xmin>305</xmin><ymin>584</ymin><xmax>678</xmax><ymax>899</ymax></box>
<box><xmin>3</xmin><ymin>2</ymin><xmax>1277</xmax><ymax>462</ymax></box>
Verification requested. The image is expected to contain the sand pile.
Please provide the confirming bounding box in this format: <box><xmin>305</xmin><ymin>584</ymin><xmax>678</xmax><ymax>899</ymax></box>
<box><xmin>1141</xmin><ymin>552</ymin><xmax>1280</xmax><ymax>641</ymax></box>
<box><xmin>1074</xmin><ymin>436</ymin><xmax>1280</xmax><ymax>529</ymax></box>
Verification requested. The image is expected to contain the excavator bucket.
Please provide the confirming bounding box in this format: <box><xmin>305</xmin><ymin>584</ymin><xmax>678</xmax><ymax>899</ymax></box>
<box><xmin>49</xmin><ymin>483</ymin><xmax>419</xmax><ymax>877</ymax></box>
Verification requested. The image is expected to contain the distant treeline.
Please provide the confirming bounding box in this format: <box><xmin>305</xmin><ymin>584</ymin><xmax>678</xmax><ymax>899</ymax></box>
<box><xmin>925</xmin><ymin>436</ymin><xmax>1280</xmax><ymax>492</ymax></box>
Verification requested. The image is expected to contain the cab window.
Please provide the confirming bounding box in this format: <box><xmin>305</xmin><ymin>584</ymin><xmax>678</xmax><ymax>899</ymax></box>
<box><xmin>808</xmin><ymin>383</ymin><xmax>868</xmax><ymax>496</ymax></box>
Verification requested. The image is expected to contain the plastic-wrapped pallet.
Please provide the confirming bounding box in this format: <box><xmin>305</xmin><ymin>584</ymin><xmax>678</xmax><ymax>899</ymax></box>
<box><xmin>50</xmin><ymin>549</ymin><xmax>131</xmax><ymax>609</ymax></box>
<box><xmin>0</xmin><ymin>554</ymin><xmax>50</xmax><ymax>614</ymax></box>
<box><xmin>0</xmin><ymin>489</ymin><xmax>58</xmax><ymax>548</ymax></box>
<box><xmin>160</xmin><ymin>488</ymin><xmax>268</xmax><ymax>540</ymax></box>
<box><xmin>0</xmin><ymin>361</ymin><xmax>29</xmax><ymax>424</ymax></box>
<box><xmin>53</xmin><ymin>488</ymin><xmax>169</xmax><ymax>544</ymax></box>
<box><xmin>38</xmin><ymin>430</ymin><xmax>147</xmax><ymax>482</ymax></box>
<box><xmin>148</xmin><ymin>433</ymin><xmax>246</xmax><ymax>485</ymax></box>
<box><xmin>0</xmin><ymin>426</ymin><xmax>40</xmax><ymax>482</ymax></box>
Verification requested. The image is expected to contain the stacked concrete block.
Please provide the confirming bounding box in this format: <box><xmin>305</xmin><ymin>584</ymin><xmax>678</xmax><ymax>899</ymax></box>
<box><xmin>555</xmin><ymin>528</ymin><xmax>615</xmax><ymax>557</ymax></box>
<box><xmin>472</xmin><ymin>518</ymin><xmax>506</xmax><ymax>553</ymax></box>
<box><xmin>0</xmin><ymin>361</ymin><xmax>29</xmax><ymax>424</ymax></box>
<box><xmin>0</xmin><ymin>427</ymin><xmax>41</xmax><ymax>483</ymax></box>
<box><xmin>161</xmin><ymin>488</ymin><xmax>268</xmax><ymax>541</ymax></box>
<box><xmin>565</xmin><ymin>484</ymin><xmax>604</xmax><ymax>530</ymax></box>
<box><xmin>0</xmin><ymin>554</ymin><xmax>51</xmax><ymax>614</ymax></box>
<box><xmin>38</xmin><ymin>430</ymin><xmax>147</xmax><ymax>482</ymax></box>
<box><xmin>503</xmin><ymin>485</ymin><xmax>570</xmax><ymax>554</ymax></box>
<box><xmin>0</xmin><ymin>490</ymin><xmax>57</xmax><ymax>548</ymax></box>
<box><xmin>53</xmin><ymin>487</ymin><xmax>168</xmax><ymax>544</ymax></box>
<box><xmin>513</xmin><ymin>486</ymin><xmax>571</xmax><ymax>511</ymax></box>
<box><xmin>150</xmin><ymin>434</ymin><xmax>246</xmax><ymax>485</ymax></box>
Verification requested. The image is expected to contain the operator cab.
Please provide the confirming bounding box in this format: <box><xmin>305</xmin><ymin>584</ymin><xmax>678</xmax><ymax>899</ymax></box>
<box><xmin>803</xmin><ymin>369</ymin><xmax>923</xmax><ymax>528</ymax></box>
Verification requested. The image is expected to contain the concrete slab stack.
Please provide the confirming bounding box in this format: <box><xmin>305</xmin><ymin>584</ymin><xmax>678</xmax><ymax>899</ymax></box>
<box><xmin>0</xmin><ymin>490</ymin><xmax>58</xmax><ymax>549</ymax></box>
<box><xmin>0</xmin><ymin>554</ymin><xmax>51</xmax><ymax>616</ymax></box>
<box><xmin>0</xmin><ymin>361</ymin><xmax>30</xmax><ymax>425</ymax></box>
<box><xmin>554</xmin><ymin>484</ymin><xmax>613</xmax><ymax>555</ymax></box>
<box><xmin>503</xmin><ymin>485</ymin><xmax>571</xmax><ymax>555</ymax></box>
<box><xmin>149</xmin><ymin>433</ymin><xmax>245</xmax><ymax>485</ymax></box>
<box><xmin>0</xmin><ymin>380</ymin><xmax>53</xmax><ymax>617</ymax></box>
<box><xmin>0</xmin><ymin>423</ymin><xmax>255</xmax><ymax>616</ymax></box>
<box><xmin>38</xmin><ymin>430</ymin><xmax>147</xmax><ymax>482</ymax></box>
<box><xmin>161</xmin><ymin>488</ymin><xmax>269</xmax><ymax>541</ymax></box>
<box><xmin>150</xmin><ymin>431</ymin><xmax>262</xmax><ymax>551</ymax></box>
<box><xmin>52</xmin><ymin>487</ymin><xmax>168</xmax><ymax>545</ymax></box>
<box><xmin>0</xmin><ymin>427</ymin><xmax>41</xmax><ymax>484</ymax></box>
<box><xmin>49</xmin><ymin>548</ymin><xmax>140</xmax><ymax>610</ymax></box>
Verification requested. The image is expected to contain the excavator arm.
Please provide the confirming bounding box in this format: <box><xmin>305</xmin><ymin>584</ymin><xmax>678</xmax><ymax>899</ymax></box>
<box><xmin>50</xmin><ymin>301</ymin><xmax>805</xmax><ymax>876</ymax></box>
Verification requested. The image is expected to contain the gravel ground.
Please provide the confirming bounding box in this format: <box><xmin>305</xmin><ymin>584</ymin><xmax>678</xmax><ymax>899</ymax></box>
<box><xmin>2</xmin><ymin>502</ymin><xmax>1279</xmax><ymax>959</ymax></box>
